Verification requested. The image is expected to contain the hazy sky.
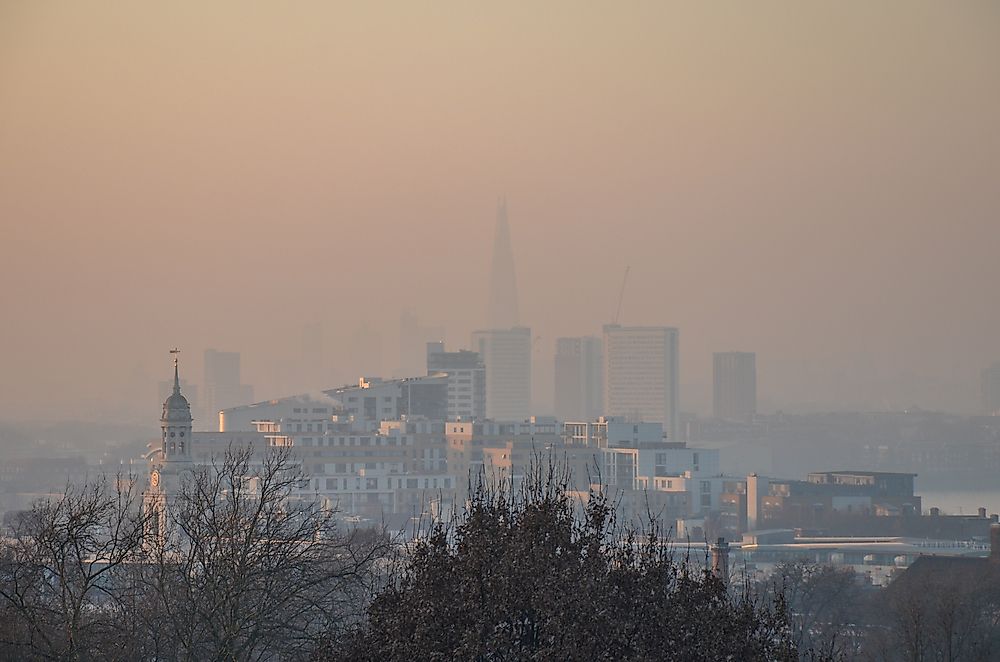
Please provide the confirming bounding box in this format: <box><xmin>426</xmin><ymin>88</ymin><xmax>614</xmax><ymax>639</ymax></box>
<box><xmin>2</xmin><ymin>2</ymin><xmax>998</xmax><ymax>424</ymax></box>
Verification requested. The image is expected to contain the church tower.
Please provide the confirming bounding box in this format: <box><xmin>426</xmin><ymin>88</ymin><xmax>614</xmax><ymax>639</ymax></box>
<box><xmin>148</xmin><ymin>349</ymin><xmax>193</xmax><ymax>544</ymax></box>
<box><xmin>161</xmin><ymin>349</ymin><xmax>193</xmax><ymax>461</ymax></box>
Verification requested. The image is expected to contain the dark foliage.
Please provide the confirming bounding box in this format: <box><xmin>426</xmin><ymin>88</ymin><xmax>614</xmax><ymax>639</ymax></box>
<box><xmin>326</xmin><ymin>465</ymin><xmax>797</xmax><ymax>661</ymax></box>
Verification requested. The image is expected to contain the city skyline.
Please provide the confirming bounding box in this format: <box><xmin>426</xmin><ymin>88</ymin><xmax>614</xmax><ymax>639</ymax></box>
<box><xmin>2</xmin><ymin>3</ymin><xmax>999</xmax><ymax>423</ymax></box>
<box><xmin>2</xmin><ymin>5</ymin><xmax>1000</xmax><ymax>659</ymax></box>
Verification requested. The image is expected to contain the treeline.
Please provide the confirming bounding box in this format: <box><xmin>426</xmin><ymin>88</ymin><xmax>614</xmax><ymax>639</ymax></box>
<box><xmin>2</xmin><ymin>448</ymin><xmax>996</xmax><ymax>661</ymax></box>
<box><xmin>0</xmin><ymin>448</ymin><xmax>386</xmax><ymax>661</ymax></box>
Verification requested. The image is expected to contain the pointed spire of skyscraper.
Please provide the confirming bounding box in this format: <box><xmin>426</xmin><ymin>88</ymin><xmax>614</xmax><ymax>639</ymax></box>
<box><xmin>488</xmin><ymin>196</ymin><xmax>520</xmax><ymax>329</ymax></box>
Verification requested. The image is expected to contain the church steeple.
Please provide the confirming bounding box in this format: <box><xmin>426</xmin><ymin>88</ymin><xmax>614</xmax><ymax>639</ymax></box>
<box><xmin>161</xmin><ymin>348</ymin><xmax>192</xmax><ymax>460</ymax></box>
<box><xmin>172</xmin><ymin>348</ymin><xmax>181</xmax><ymax>395</ymax></box>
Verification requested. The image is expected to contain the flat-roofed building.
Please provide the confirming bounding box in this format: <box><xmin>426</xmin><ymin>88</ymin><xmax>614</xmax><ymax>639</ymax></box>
<box><xmin>472</xmin><ymin>327</ymin><xmax>532</xmax><ymax>421</ymax></box>
<box><xmin>603</xmin><ymin>325</ymin><xmax>679</xmax><ymax>440</ymax></box>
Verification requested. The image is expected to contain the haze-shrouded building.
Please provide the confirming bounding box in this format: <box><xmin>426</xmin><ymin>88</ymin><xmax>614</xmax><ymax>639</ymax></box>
<box><xmin>603</xmin><ymin>325</ymin><xmax>679</xmax><ymax>440</ymax></box>
<box><xmin>203</xmin><ymin>349</ymin><xmax>253</xmax><ymax>430</ymax></box>
<box><xmin>554</xmin><ymin>336</ymin><xmax>603</xmax><ymax>422</ymax></box>
<box><xmin>472</xmin><ymin>327</ymin><xmax>531</xmax><ymax>421</ymax></box>
<box><xmin>487</xmin><ymin>197</ymin><xmax>519</xmax><ymax>331</ymax></box>
<box><xmin>713</xmin><ymin>351</ymin><xmax>757</xmax><ymax>422</ymax></box>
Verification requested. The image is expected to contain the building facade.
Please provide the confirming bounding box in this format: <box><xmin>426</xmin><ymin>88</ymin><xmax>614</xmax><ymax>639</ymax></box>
<box><xmin>427</xmin><ymin>343</ymin><xmax>486</xmax><ymax>421</ymax></box>
<box><xmin>554</xmin><ymin>336</ymin><xmax>603</xmax><ymax>422</ymax></box>
<box><xmin>472</xmin><ymin>327</ymin><xmax>532</xmax><ymax>421</ymax></box>
<box><xmin>603</xmin><ymin>325</ymin><xmax>679</xmax><ymax>440</ymax></box>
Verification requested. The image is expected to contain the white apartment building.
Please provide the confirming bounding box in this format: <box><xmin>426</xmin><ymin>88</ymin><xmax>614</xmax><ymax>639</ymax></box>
<box><xmin>562</xmin><ymin>417</ymin><xmax>664</xmax><ymax>448</ymax></box>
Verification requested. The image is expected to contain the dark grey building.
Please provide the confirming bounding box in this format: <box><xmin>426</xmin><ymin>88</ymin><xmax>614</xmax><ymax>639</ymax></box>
<box><xmin>427</xmin><ymin>343</ymin><xmax>486</xmax><ymax>421</ymax></box>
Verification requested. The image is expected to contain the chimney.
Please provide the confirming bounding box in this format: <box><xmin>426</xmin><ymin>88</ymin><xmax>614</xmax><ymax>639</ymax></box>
<box><xmin>991</xmin><ymin>524</ymin><xmax>1000</xmax><ymax>564</ymax></box>
<box><xmin>711</xmin><ymin>537</ymin><xmax>730</xmax><ymax>580</ymax></box>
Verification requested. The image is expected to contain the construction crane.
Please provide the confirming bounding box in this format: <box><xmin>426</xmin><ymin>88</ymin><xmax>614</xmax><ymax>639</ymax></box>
<box><xmin>613</xmin><ymin>266</ymin><xmax>630</xmax><ymax>325</ymax></box>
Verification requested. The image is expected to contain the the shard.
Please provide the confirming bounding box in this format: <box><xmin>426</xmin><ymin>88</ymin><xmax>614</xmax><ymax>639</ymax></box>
<box><xmin>487</xmin><ymin>196</ymin><xmax>520</xmax><ymax>330</ymax></box>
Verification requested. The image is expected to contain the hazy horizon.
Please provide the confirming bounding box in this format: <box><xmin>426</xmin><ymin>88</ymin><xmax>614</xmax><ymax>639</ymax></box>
<box><xmin>2</xmin><ymin>2</ymin><xmax>998</xmax><ymax>425</ymax></box>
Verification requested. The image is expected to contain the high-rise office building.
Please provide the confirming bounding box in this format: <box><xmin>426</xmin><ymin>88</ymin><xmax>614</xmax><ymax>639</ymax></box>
<box><xmin>554</xmin><ymin>336</ymin><xmax>603</xmax><ymax>422</ymax></box>
<box><xmin>427</xmin><ymin>342</ymin><xmax>486</xmax><ymax>421</ymax></box>
<box><xmin>603</xmin><ymin>325</ymin><xmax>679</xmax><ymax>439</ymax></box>
<box><xmin>983</xmin><ymin>361</ymin><xmax>1000</xmax><ymax>416</ymax></box>
<box><xmin>472</xmin><ymin>327</ymin><xmax>531</xmax><ymax>421</ymax></box>
<box><xmin>487</xmin><ymin>197</ymin><xmax>519</xmax><ymax>330</ymax></box>
<box><xmin>713</xmin><ymin>352</ymin><xmax>757</xmax><ymax>422</ymax></box>
<box><xmin>203</xmin><ymin>349</ymin><xmax>254</xmax><ymax>430</ymax></box>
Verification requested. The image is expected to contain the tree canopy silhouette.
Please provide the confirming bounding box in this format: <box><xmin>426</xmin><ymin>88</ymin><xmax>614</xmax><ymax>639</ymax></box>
<box><xmin>327</xmin><ymin>464</ymin><xmax>796</xmax><ymax>661</ymax></box>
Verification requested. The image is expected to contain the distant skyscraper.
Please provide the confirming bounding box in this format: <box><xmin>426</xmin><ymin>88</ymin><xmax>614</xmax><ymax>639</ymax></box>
<box><xmin>603</xmin><ymin>325</ymin><xmax>679</xmax><ymax>439</ymax></box>
<box><xmin>982</xmin><ymin>361</ymin><xmax>1000</xmax><ymax>416</ymax></box>
<box><xmin>713</xmin><ymin>352</ymin><xmax>757</xmax><ymax>422</ymax></box>
<box><xmin>472</xmin><ymin>327</ymin><xmax>531</xmax><ymax>421</ymax></box>
<box><xmin>487</xmin><ymin>197</ymin><xmax>520</xmax><ymax>330</ymax></box>
<box><xmin>554</xmin><ymin>336</ymin><xmax>603</xmax><ymax>422</ymax></box>
<box><xmin>203</xmin><ymin>349</ymin><xmax>254</xmax><ymax>430</ymax></box>
<box><xmin>427</xmin><ymin>342</ymin><xmax>486</xmax><ymax>421</ymax></box>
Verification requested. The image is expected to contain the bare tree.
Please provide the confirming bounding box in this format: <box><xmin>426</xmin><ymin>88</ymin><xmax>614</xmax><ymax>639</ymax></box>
<box><xmin>0</xmin><ymin>474</ymin><xmax>149</xmax><ymax>661</ymax></box>
<box><xmin>759</xmin><ymin>560</ymin><xmax>866</xmax><ymax>661</ymax></box>
<box><xmin>141</xmin><ymin>445</ymin><xmax>388</xmax><ymax>661</ymax></box>
<box><xmin>872</xmin><ymin>560</ymin><xmax>1000</xmax><ymax>662</ymax></box>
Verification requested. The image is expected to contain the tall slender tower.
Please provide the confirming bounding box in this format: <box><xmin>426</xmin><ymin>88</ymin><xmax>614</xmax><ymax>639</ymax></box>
<box><xmin>487</xmin><ymin>197</ymin><xmax>520</xmax><ymax>330</ymax></box>
<box><xmin>161</xmin><ymin>350</ymin><xmax>193</xmax><ymax>461</ymax></box>
<box><xmin>148</xmin><ymin>349</ymin><xmax>194</xmax><ymax>544</ymax></box>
